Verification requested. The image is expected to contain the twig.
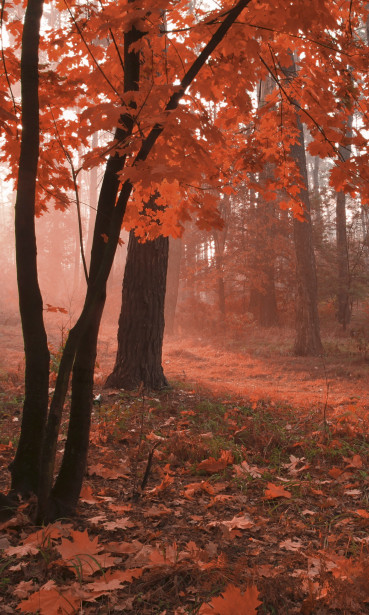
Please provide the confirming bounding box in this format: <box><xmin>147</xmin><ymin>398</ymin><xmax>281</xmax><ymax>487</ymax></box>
<box><xmin>319</xmin><ymin>353</ymin><xmax>330</xmax><ymax>441</ymax></box>
<box><xmin>141</xmin><ymin>441</ymin><xmax>162</xmax><ymax>492</ymax></box>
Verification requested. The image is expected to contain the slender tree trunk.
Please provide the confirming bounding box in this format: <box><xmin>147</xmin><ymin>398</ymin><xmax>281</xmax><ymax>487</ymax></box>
<box><xmin>34</xmin><ymin>0</ymin><xmax>251</xmax><ymax>521</ymax></box>
<box><xmin>291</xmin><ymin>114</ymin><xmax>323</xmax><ymax>355</ymax></box>
<box><xmin>39</xmin><ymin>23</ymin><xmax>143</xmax><ymax>520</ymax></box>
<box><xmin>280</xmin><ymin>55</ymin><xmax>322</xmax><ymax>355</ymax></box>
<box><xmin>248</xmin><ymin>77</ymin><xmax>279</xmax><ymax>327</ymax></box>
<box><xmin>11</xmin><ymin>0</ymin><xmax>49</xmax><ymax>496</ymax></box>
<box><xmin>165</xmin><ymin>237</ymin><xmax>182</xmax><ymax>335</ymax></box>
<box><xmin>105</xmin><ymin>228</ymin><xmax>169</xmax><ymax>390</ymax></box>
<box><xmin>336</xmin><ymin>116</ymin><xmax>353</xmax><ymax>330</ymax></box>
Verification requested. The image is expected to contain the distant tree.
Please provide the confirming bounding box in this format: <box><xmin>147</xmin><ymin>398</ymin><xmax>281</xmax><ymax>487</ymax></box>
<box><xmin>336</xmin><ymin>116</ymin><xmax>353</xmax><ymax>330</ymax></box>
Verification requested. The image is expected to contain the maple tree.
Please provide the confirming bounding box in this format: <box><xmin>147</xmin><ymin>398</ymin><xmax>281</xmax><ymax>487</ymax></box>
<box><xmin>2</xmin><ymin>0</ymin><xmax>369</xmax><ymax>533</ymax></box>
<box><xmin>5</xmin><ymin>0</ymin><xmax>255</xmax><ymax>521</ymax></box>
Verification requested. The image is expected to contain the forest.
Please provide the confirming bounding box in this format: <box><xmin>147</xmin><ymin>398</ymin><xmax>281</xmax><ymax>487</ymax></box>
<box><xmin>1</xmin><ymin>0</ymin><xmax>369</xmax><ymax>613</ymax></box>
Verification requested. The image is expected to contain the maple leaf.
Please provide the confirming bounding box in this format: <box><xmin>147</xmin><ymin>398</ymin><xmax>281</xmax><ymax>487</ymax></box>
<box><xmin>197</xmin><ymin>450</ymin><xmax>234</xmax><ymax>473</ymax></box>
<box><xmin>45</xmin><ymin>304</ymin><xmax>68</xmax><ymax>314</ymax></box>
<box><xmin>56</xmin><ymin>530</ymin><xmax>115</xmax><ymax>577</ymax></box>
<box><xmin>83</xmin><ymin>568</ymin><xmax>143</xmax><ymax>600</ymax></box>
<box><xmin>102</xmin><ymin>516</ymin><xmax>134</xmax><ymax>531</ymax></box>
<box><xmin>149</xmin><ymin>473</ymin><xmax>174</xmax><ymax>494</ymax></box>
<box><xmin>279</xmin><ymin>538</ymin><xmax>302</xmax><ymax>552</ymax></box>
<box><xmin>5</xmin><ymin>523</ymin><xmax>67</xmax><ymax>558</ymax></box>
<box><xmin>79</xmin><ymin>485</ymin><xmax>99</xmax><ymax>504</ymax></box>
<box><xmin>221</xmin><ymin>514</ymin><xmax>254</xmax><ymax>531</ymax></box>
<box><xmin>149</xmin><ymin>543</ymin><xmax>184</xmax><ymax>566</ymax></box>
<box><xmin>264</xmin><ymin>482</ymin><xmax>292</xmax><ymax>500</ymax></box>
<box><xmin>88</xmin><ymin>463</ymin><xmax>129</xmax><ymax>479</ymax></box>
<box><xmin>18</xmin><ymin>581</ymin><xmax>81</xmax><ymax>615</ymax></box>
<box><xmin>199</xmin><ymin>583</ymin><xmax>261</xmax><ymax>615</ymax></box>
<box><xmin>183</xmin><ymin>481</ymin><xmax>215</xmax><ymax>499</ymax></box>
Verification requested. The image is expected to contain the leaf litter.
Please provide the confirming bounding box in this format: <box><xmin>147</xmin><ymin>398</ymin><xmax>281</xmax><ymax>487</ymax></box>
<box><xmin>0</xmin><ymin>336</ymin><xmax>369</xmax><ymax>613</ymax></box>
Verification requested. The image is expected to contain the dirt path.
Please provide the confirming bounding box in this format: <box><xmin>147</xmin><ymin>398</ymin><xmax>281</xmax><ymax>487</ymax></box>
<box><xmin>1</xmin><ymin>315</ymin><xmax>368</xmax><ymax>413</ymax></box>
<box><xmin>162</xmin><ymin>336</ymin><xmax>369</xmax><ymax>413</ymax></box>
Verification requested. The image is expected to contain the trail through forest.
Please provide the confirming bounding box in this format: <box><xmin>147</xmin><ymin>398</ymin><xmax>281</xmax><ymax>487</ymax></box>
<box><xmin>2</xmin><ymin>315</ymin><xmax>369</xmax><ymax>414</ymax></box>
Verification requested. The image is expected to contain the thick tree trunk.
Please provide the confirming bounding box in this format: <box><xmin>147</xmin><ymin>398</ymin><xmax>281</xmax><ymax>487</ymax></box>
<box><xmin>11</xmin><ymin>0</ymin><xmax>49</xmax><ymax>496</ymax></box>
<box><xmin>106</xmin><ymin>230</ymin><xmax>169</xmax><ymax>390</ymax></box>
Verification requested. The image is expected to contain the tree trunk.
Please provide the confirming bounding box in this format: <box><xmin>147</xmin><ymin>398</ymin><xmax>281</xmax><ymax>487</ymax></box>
<box><xmin>291</xmin><ymin>114</ymin><xmax>323</xmax><ymax>355</ymax></box>
<box><xmin>106</xmin><ymin>229</ymin><xmax>169</xmax><ymax>390</ymax></box>
<box><xmin>165</xmin><ymin>237</ymin><xmax>182</xmax><ymax>335</ymax></box>
<box><xmin>248</xmin><ymin>77</ymin><xmax>279</xmax><ymax>327</ymax></box>
<box><xmin>280</xmin><ymin>55</ymin><xmax>323</xmax><ymax>355</ymax></box>
<box><xmin>336</xmin><ymin>116</ymin><xmax>353</xmax><ymax>330</ymax></box>
<box><xmin>34</xmin><ymin>0</ymin><xmax>251</xmax><ymax>521</ymax></box>
<box><xmin>38</xmin><ymin>22</ymin><xmax>143</xmax><ymax>521</ymax></box>
<box><xmin>11</xmin><ymin>0</ymin><xmax>49</xmax><ymax>496</ymax></box>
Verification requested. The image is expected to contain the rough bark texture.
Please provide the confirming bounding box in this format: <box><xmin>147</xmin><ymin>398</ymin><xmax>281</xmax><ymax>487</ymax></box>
<box><xmin>291</xmin><ymin>113</ymin><xmax>323</xmax><ymax>355</ymax></box>
<box><xmin>11</xmin><ymin>0</ymin><xmax>49</xmax><ymax>496</ymax></box>
<box><xmin>106</xmin><ymin>230</ymin><xmax>169</xmax><ymax>390</ymax></box>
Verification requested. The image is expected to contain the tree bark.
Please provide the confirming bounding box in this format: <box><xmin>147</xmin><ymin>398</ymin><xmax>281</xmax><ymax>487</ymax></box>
<box><xmin>165</xmin><ymin>237</ymin><xmax>182</xmax><ymax>335</ymax></box>
<box><xmin>11</xmin><ymin>0</ymin><xmax>49</xmax><ymax>496</ymax></box>
<box><xmin>248</xmin><ymin>76</ymin><xmax>279</xmax><ymax>327</ymax></box>
<box><xmin>106</xmin><ymin>229</ymin><xmax>169</xmax><ymax>390</ymax></box>
<box><xmin>291</xmin><ymin>113</ymin><xmax>323</xmax><ymax>355</ymax></box>
<box><xmin>336</xmin><ymin>116</ymin><xmax>353</xmax><ymax>330</ymax></box>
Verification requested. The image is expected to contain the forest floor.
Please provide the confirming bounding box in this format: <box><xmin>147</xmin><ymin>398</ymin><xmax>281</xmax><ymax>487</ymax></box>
<box><xmin>0</xmin><ymin>317</ymin><xmax>369</xmax><ymax>614</ymax></box>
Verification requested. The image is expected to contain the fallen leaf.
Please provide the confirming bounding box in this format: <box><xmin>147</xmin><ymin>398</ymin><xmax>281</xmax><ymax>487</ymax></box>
<box><xmin>84</xmin><ymin>568</ymin><xmax>143</xmax><ymax>599</ymax></box>
<box><xmin>343</xmin><ymin>454</ymin><xmax>363</xmax><ymax>469</ymax></box>
<box><xmin>105</xmin><ymin>540</ymin><xmax>143</xmax><ymax>555</ymax></box>
<box><xmin>103</xmin><ymin>517</ymin><xmax>134</xmax><ymax>531</ymax></box>
<box><xmin>279</xmin><ymin>538</ymin><xmax>302</xmax><ymax>552</ymax></box>
<box><xmin>264</xmin><ymin>482</ymin><xmax>291</xmax><ymax>500</ymax></box>
<box><xmin>199</xmin><ymin>583</ymin><xmax>261</xmax><ymax>614</ymax></box>
<box><xmin>88</xmin><ymin>463</ymin><xmax>129</xmax><ymax>479</ymax></box>
<box><xmin>149</xmin><ymin>474</ymin><xmax>174</xmax><ymax>494</ymax></box>
<box><xmin>13</xmin><ymin>580</ymin><xmax>35</xmax><ymax>600</ymax></box>
<box><xmin>354</xmin><ymin>509</ymin><xmax>369</xmax><ymax>519</ymax></box>
<box><xmin>197</xmin><ymin>450</ymin><xmax>234</xmax><ymax>474</ymax></box>
<box><xmin>328</xmin><ymin>467</ymin><xmax>343</xmax><ymax>479</ymax></box>
<box><xmin>233</xmin><ymin>461</ymin><xmax>262</xmax><ymax>479</ymax></box>
<box><xmin>57</xmin><ymin>529</ymin><xmax>115</xmax><ymax>577</ymax></box>
<box><xmin>18</xmin><ymin>582</ymin><xmax>80</xmax><ymax>615</ymax></box>
<box><xmin>222</xmin><ymin>514</ymin><xmax>254</xmax><ymax>530</ymax></box>
<box><xmin>79</xmin><ymin>485</ymin><xmax>99</xmax><ymax>504</ymax></box>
